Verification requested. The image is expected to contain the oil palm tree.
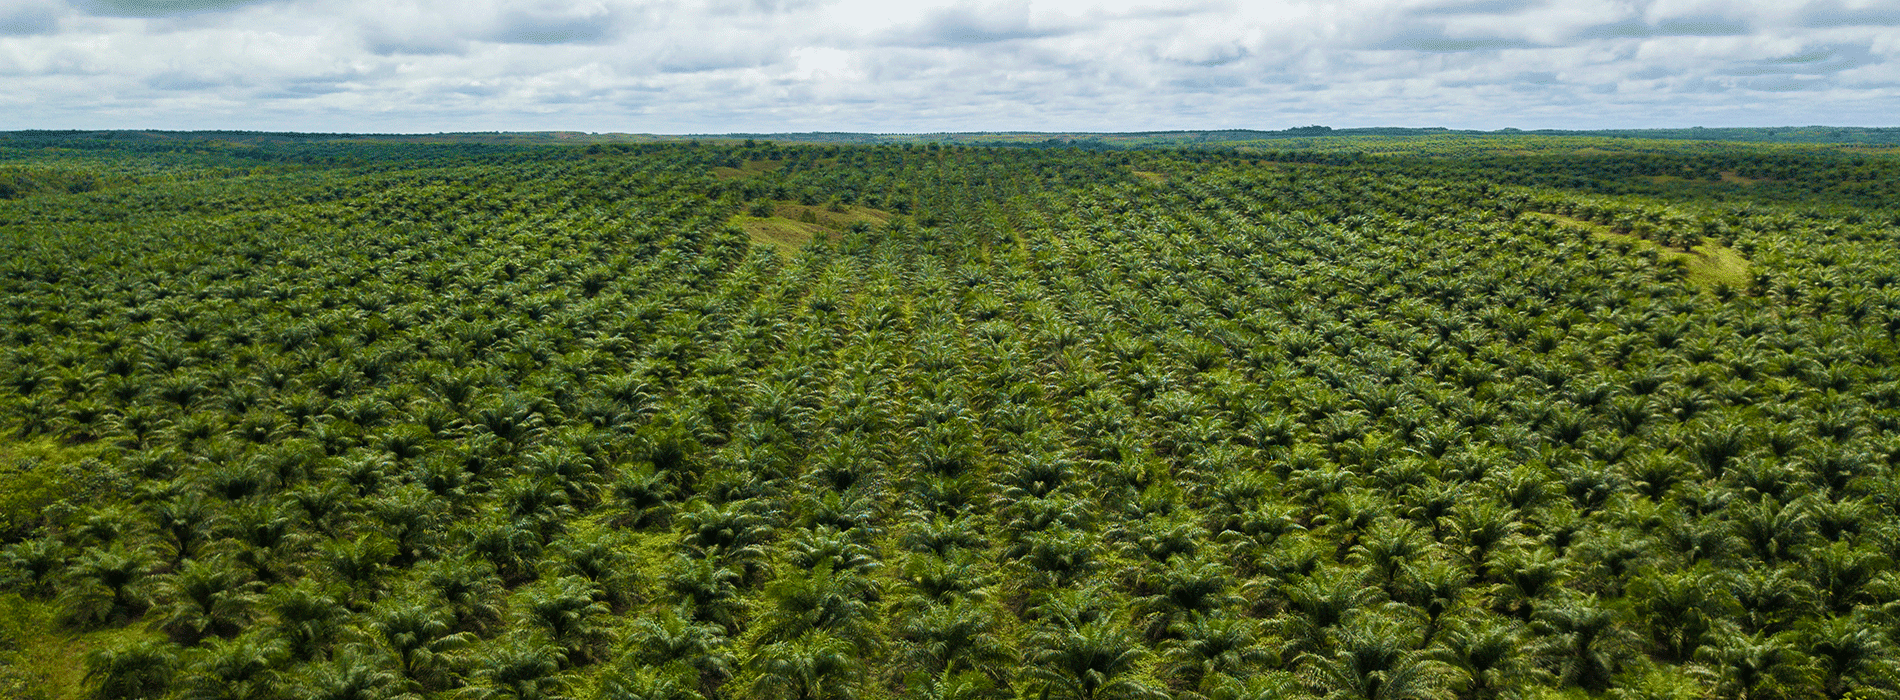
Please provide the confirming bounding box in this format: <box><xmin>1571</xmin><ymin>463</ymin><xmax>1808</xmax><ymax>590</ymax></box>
<box><xmin>1297</xmin><ymin>615</ymin><xmax>1447</xmax><ymax>700</ymax></box>
<box><xmin>1161</xmin><ymin>614</ymin><xmax>1273</xmax><ymax>691</ymax></box>
<box><xmin>750</xmin><ymin>632</ymin><xmax>863</xmax><ymax>700</ymax></box>
<box><xmin>153</xmin><ymin>556</ymin><xmax>260</xmax><ymax>645</ymax></box>
<box><xmin>1692</xmin><ymin>631</ymin><xmax>1819</xmax><ymax>700</ymax></box>
<box><xmin>1531</xmin><ymin>596</ymin><xmax>1636</xmax><ymax>694</ymax></box>
<box><xmin>1023</xmin><ymin>619</ymin><xmax>1167</xmax><ymax>700</ymax></box>
<box><xmin>84</xmin><ymin>639</ymin><xmax>179</xmax><ymax>700</ymax></box>
<box><xmin>1432</xmin><ymin>618</ymin><xmax>1540</xmax><ymax>700</ymax></box>
<box><xmin>754</xmin><ymin>563</ymin><xmax>881</xmax><ymax>654</ymax></box>
<box><xmin>899</xmin><ymin>597</ymin><xmax>1015</xmax><ymax>678</ymax></box>
<box><xmin>366</xmin><ymin>597</ymin><xmax>470</xmax><ymax>692</ymax></box>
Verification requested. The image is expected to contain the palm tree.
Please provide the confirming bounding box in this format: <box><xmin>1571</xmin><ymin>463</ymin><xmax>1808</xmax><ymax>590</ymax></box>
<box><xmin>1531</xmin><ymin>597</ymin><xmax>1636</xmax><ymax>694</ymax></box>
<box><xmin>62</xmin><ymin>542</ymin><xmax>156</xmax><ymax>627</ymax></box>
<box><xmin>750</xmin><ymin>632</ymin><xmax>863</xmax><ymax>700</ymax></box>
<box><xmin>1394</xmin><ymin>559</ymin><xmax>1467</xmax><ymax>644</ymax></box>
<box><xmin>550</xmin><ymin>529</ymin><xmax>640</xmax><ymax>612</ymax></box>
<box><xmin>1135</xmin><ymin>557</ymin><xmax>1242</xmax><ymax>640</ymax></box>
<box><xmin>663</xmin><ymin>555</ymin><xmax>744</xmax><ymax>631</ymax></box>
<box><xmin>1626</xmin><ymin>569</ymin><xmax>1726</xmax><ymax>663</ymax></box>
<box><xmin>421</xmin><ymin>558</ymin><xmax>505</xmax><ymax>636</ymax></box>
<box><xmin>1023</xmin><ymin>619</ymin><xmax>1167</xmax><ymax>700</ymax></box>
<box><xmin>754</xmin><ymin>563</ymin><xmax>881</xmax><ymax>654</ymax></box>
<box><xmin>902</xmin><ymin>669</ymin><xmax>998</xmax><ymax>700</ymax></box>
<box><xmin>266</xmin><ymin>581</ymin><xmax>348</xmax><ymax>663</ymax></box>
<box><xmin>899</xmin><ymin>597</ymin><xmax>1015</xmax><ymax>678</ymax></box>
<box><xmin>320</xmin><ymin>533</ymin><xmax>398</xmax><ymax>602</ymax></box>
<box><xmin>84</xmin><ymin>639</ymin><xmax>179</xmax><ymax>700</ymax></box>
<box><xmin>1277</xmin><ymin>569</ymin><xmax>1380</xmax><ymax>657</ymax></box>
<box><xmin>1487</xmin><ymin>548</ymin><xmax>1567</xmax><ymax>621</ymax></box>
<box><xmin>1440</xmin><ymin>500</ymin><xmax>1517</xmax><ymax>576</ymax></box>
<box><xmin>1432</xmin><ymin>619</ymin><xmax>1540</xmax><ymax>700</ymax></box>
<box><xmin>1802</xmin><ymin>615</ymin><xmax>1894</xmax><ymax>700</ymax></box>
<box><xmin>598</xmin><ymin>663</ymin><xmax>705</xmax><ymax>700</ymax></box>
<box><xmin>518</xmin><ymin>575</ymin><xmax>610</xmax><ymax>666</ymax></box>
<box><xmin>150</xmin><ymin>492</ymin><xmax>215</xmax><ymax>563</ymax></box>
<box><xmin>292</xmin><ymin>652</ymin><xmax>405</xmax><ymax>700</ymax></box>
<box><xmin>1729</xmin><ymin>566</ymin><xmax>1814</xmax><ymax>635</ymax></box>
<box><xmin>469</xmin><ymin>634</ymin><xmax>571</xmax><ymax>700</ymax></box>
<box><xmin>176</xmin><ymin>634</ymin><xmax>287</xmax><ymax>700</ymax></box>
<box><xmin>625</xmin><ymin>607</ymin><xmax>734</xmax><ymax>693</ymax></box>
<box><xmin>1692</xmin><ymin>631</ymin><xmax>1819</xmax><ymax>700</ymax></box>
<box><xmin>1</xmin><ymin>536</ymin><xmax>65</xmax><ymax>597</ymax></box>
<box><xmin>366</xmin><ymin>597</ymin><xmax>470</xmax><ymax>692</ymax></box>
<box><xmin>216</xmin><ymin>501</ymin><xmax>302</xmax><ymax>585</ymax></box>
<box><xmin>1161</xmin><ymin>614</ymin><xmax>1272</xmax><ymax>692</ymax></box>
<box><xmin>1297</xmin><ymin>615</ymin><xmax>1447</xmax><ymax>700</ymax></box>
<box><xmin>467</xmin><ymin>517</ymin><xmax>546</xmax><ymax>587</ymax></box>
<box><xmin>153</xmin><ymin>556</ymin><xmax>260</xmax><ymax>645</ymax></box>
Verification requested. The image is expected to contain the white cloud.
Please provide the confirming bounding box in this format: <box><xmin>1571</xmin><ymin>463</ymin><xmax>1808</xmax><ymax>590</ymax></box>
<box><xmin>0</xmin><ymin>0</ymin><xmax>1894</xmax><ymax>132</ymax></box>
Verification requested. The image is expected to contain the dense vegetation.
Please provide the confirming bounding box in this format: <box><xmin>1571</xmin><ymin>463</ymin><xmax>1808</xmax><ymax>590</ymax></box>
<box><xmin>3</xmin><ymin>133</ymin><xmax>1899</xmax><ymax>700</ymax></box>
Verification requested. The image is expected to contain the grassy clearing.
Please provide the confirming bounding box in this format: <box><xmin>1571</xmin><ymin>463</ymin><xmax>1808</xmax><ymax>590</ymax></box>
<box><xmin>0</xmin><ymin>594</ymin><xmax>161</xmax><ymax>700</ymax></box>
<box><xmin>1131</xmin><ymin>170</ymin><xmax>1167</xmax><ymax>184</ymax></box>
<box><xmin>0</xmin><ymin>438</ymin><xmax>124</xmax><ymax>700</ymax></box>
<box><xmin>1643</xmin><ymin>171</ymin><xmax>1765</xmax><ymax>186</ymax></box>
<box><xmin>0</xmin><ymin>438</ymin><xmax>110</xmax><ymax>537</ymax></box>
<box><xmin>731</xmin><ymin>202</ymin><xmax>892</xmax><ymax>255</ymax></box>
<box><xmin>1679</xmin><ymin>238</ymin><xmax>1752</xmax><ymax>288</ymax></box>
<box><xmin>1525</xmin><ymin>211</ymin><xmax>1752</xmax><ymax>289</ymax></box>
<box><xmin>710</xmin><ymin>159</ymin><xmax>782</xmax><ymax>180</ymax></box>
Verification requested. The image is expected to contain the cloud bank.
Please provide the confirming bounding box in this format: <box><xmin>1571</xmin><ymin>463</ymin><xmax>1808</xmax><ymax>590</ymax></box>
<box><xmin>2</xmin><ymin>0</ymin><xmax>1896</xmax><ymax>132</ymax></box>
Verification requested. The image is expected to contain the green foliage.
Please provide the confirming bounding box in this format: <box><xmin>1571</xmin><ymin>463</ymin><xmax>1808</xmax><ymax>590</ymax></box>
<box><xmin>0</xmin><ymin>136</ymin><xmax>1897</xmax><ymax>700</ymax></box>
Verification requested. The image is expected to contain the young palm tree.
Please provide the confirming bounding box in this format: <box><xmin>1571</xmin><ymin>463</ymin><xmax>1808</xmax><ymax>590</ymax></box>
<box><xmin>366</xmin><ymin>597</ymin><xmax>470</xmax><ymax>692</ymax></box>
<box><xmin>754</xmin><ymin>563</ymin><xmax>881</xmax><ymax>654</ymax></box>
<box><xmin>663</xmin><ymin>555</ymin><xmax>745</xmax><ymax>632</ymax></box>
<box><xmin>1277</xmin><ymin>569</ymin><xmax>1380</xmax><ymax>657</ymax></box>
<box><xmin>1135</xmin><ymin>557</ymin><xmax>1242</xmax><ymax>641</ymax></box>
<box><xmin>1023</xmin><ymin>619</ymin><xmax>1167</xmax><ymax>700</ymax></box>
<box><xmin>1531</xmin><ymin>597</ymin><xmax>1636</xmax><ymax>694</ymax></box>
<box><xmin>598</xmin><ymin>663</ymin><xmax>705</xmax><ymax>700</ymax></box>
<box><xmin>0</xmin><ymin>536</ymin><xmax>65</xmax><ymax>597</ymax></box>
<box><xmin>469</xmin><ymin>634</ymin><xmax>571</xmax><ymax>700</ymax></box>
<box><xmin>1161</xmin><ymin>614</ymin><xmax>1273</xmax><ymax>692</ymax></box>
<box><xmin>518</xmin><ymin>575</ymin><xmax>611</xmax><ymax>666</ymax></box>
<box><xmin>1297</xmin><ymin>615</ymin><xmax>1447</xmax><ymax>700</ymax></box>
<box><xmin>84</xmin><ymin>639</ymin><xmax>179</xmax><ymax>700</ymax></box>
<box><xmin>266</xmin><ymin>580</ymin><xmax>348</xmax><ymax>663</ymax></box>
<box><xmin>62</xmin><ymin>542</ymin><xmax>156</xmax><ymax>627</ymax></box>
<box><xmin>1691</xmin><ymin>631</ymin><xmax>1820</xmax><ymax>700</ymax></box>
<box><xmin>898</xmin><ymin>597</ymin><xmax>1016</xmax><ymax>678</ymax></box>
<box><xmin>1800</xmin><ymin>615</ymin><xmax>1893</xmax><ymax>700</ymax></box>
<box><xmin>152</xmin><ymin>556</ymin><xmax>260</xmax><ymax>645</ymax></box>
<box><xmin>1432</xmin><ymin>618</ymin><xmax>1541</xmax><ymax>700</ymax></box>
<box><xmin>749</xmin><ymin>632</ymin><xmax>863</xmax><ymax>700</ymax></box>
<box><xmin>625</xmin><ymin>607</ymin><xmax>734</xmax><ymax>693</ymax></box>
<box><xmin>293</xmin><ymin>652</ymin><xmax>405</xmax><ymax>700</ymax></box>
<box><xmin>1626</xmin><ymin>569</ymin><xmax>1727</xmax><ymax>663</ymax></box>
<box><xmin>176</xmin><ymin>634</ymin><xmax>288</xmax><ymax>700</ymax></box>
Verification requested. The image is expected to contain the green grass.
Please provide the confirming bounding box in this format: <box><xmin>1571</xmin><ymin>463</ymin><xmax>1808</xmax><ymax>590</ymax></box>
<box><xmin>731</xmin><ymin>202</ymin><xmax>892</xmax><ymax>255</ymax></box>
<box><xmin>711</xmin><ymin>159</ymin><xmax>784</xmax><ymax>180</ymax></box>
<box><xmin>1525</xmin><ymin>211</ymin><xmax>1752</xmax><ymax>290</ymax></box>
<box><xmin>0</xmin><ymin>437</ymin><xmax>126</xmax><ymax>700</ymax></box>
<box><xmin>0</xmin><ymin>594</ymin><xmax>162</xmax><ymax>700</ymax></box>
<box><xmin>0</xmin><ymin>438</ymin><xmax>110</xmax><ymax>537</ymax></box>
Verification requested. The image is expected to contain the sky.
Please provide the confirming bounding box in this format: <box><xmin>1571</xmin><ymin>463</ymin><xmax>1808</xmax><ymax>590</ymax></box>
<box><xmin>1</xmin><ymin>0</ymin><xmax>1896</xmax><ymax>134</ymax></box>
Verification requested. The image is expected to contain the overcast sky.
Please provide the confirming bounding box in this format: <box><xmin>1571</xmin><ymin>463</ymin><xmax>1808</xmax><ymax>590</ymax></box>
<box><xmin>2</xmin><ymin>0</ymin><xmax>1896</xmax><ymax>133</ymax></box>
